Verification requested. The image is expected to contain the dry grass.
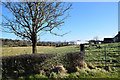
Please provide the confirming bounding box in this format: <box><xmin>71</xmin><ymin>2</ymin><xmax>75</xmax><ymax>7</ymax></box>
<box><xmin>2</xmin><ymin>46</ymin><xmax>79</xmax><ymax>56</ymax></box>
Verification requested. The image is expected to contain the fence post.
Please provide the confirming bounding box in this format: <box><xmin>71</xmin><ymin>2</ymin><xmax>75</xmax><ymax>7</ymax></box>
<box><xmin>104</xmin><ymin>46</ymin><xmax>107</xmax><ymax>67</ymax></box>
<box><xmin>56</xmin><ymin>53</ymin><xmax>58</xmax><ymax>65</ymax></box>
<box><xmin>80</xmin><ymin>44</ymin><xmax>85</xmax><ymax>61</ymax></box>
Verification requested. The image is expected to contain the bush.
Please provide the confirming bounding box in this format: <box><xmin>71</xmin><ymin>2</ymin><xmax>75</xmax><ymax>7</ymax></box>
<box><xmin>68</xmin><ymin>73</ymin><xmax>78</xmax><ymax>78</ymax></box>
<box><xmin>2</xmin><ymin>54</ymin><xmax>55</xmax><ymax>78</ymax></box>
<box><xmin>38</xmin><ymin>75</ymin><xmax>48</xmax><ymax>78</ymax></box>
<box><xmin>49</xmin><ymin>72</ymin><xmax>58</xmax><ymax>78</ymax></box>
<box><xmin>77</xmin><ymin>70</ymin><xmax>88</xmax><ymax>78</ymax></box>
<box><xmin>59</xmin><ymin>52</ymin><xmax>86</xmax><ymax>73</ymax></box>
<box><xmin>26</xmin><ymin>74</ymin><xmax>34</xmax><ymax>79</ymax></box>
<box><xmin>34</xmin><ymin>74</ymin><xmax>48</xmax><ymax>79</ymax></box>
<box><xmin>39</xmin><ymin>52</ymin><xmax>86</xmax><ymax>75</ymax></box>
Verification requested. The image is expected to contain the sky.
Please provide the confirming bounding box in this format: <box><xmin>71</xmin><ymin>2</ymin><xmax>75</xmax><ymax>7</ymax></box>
<box><xmin>1</xmin><ymin>2</ymin><xmax>119</xmax><ymax>42</ymax></box>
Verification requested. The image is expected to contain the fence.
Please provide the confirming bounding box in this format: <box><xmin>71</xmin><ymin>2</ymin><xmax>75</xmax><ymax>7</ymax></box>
<box><xmin>83</xmin><ymin>44</ymin><xmax>120</xmax><ymax>68</ymax></box>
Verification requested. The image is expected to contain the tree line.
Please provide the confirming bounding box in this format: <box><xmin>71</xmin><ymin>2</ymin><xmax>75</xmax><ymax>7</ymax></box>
<box><xmin>1</xmin><ymin>38</ymin><xmax>69</xmax><ymax>47</ymax></box>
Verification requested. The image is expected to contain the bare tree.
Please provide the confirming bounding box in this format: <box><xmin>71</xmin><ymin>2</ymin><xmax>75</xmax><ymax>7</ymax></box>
<box><xmin>2</xmin><ymin>2</ymin><xmax>72</xmax><ymax>54</ymax></box>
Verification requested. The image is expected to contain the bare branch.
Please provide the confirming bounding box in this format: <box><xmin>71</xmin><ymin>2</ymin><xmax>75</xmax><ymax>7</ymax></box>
<box><xmin>2</xmin><ymin>2</ymin><xmax>72</xmax><ymax>53</ymax></box>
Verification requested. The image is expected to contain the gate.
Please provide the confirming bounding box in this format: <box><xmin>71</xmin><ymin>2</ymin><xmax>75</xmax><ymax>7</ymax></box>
<box><xmin>84</xmin><ymin>44</ymin><xmax>120</xmax><ymax>67</ymax></box>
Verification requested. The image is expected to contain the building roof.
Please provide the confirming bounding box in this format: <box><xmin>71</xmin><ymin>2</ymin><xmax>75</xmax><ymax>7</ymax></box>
<box><xmin>113</xmin><ymin>31</ymin><xmax>120</xmax><ymax>42</ymax></box>
<box><xmin>114</xmin><ymin>31</ymin><xmax>120</xmax><ymax>38</ymax></box>
<box><xmin>104</xmin><ymin>38</ymin><xmax>113</xmax><ymax>41</ymax></box>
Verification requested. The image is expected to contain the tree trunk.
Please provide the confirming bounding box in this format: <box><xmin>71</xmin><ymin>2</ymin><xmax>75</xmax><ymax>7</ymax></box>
<box><xmin>32</xmin><ymin>33</ymin><xmax>37</xmax><ymax>54</ymax></box>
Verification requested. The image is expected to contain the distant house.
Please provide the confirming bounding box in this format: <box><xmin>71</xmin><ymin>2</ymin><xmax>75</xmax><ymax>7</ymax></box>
<box><xmin>113</xmin><ymin>31</ymin><xmax>120</xmax><ymax>42</ymax></box>
<box><xmin>88</xmin><ymin>40</ymin><xmax>96</xmax><ymax>45</ymax></box>
<box><xmin>76</xmin><ymin>40</ymin><xmax>81</xmax><ymax>45</ymax></box>
<box><xmin>77</xmin><ymin>41</ymin><xmax>89</xmax><ymax>45</ymax></box>
<box><xmin>76</xmin><ymin>40</ymin><xmax>89</xmax><ymax>45</ymax></box>
<box><xmin>68</xmin><ymin>40</ymin><xmax>89</xmax><ymax>45</ymax></box>
<box><xmin>68</xmin><ymin>41</ymin><xmax>76</xmax><ymax>45</ymax></box>
<box><xmin>104</xmin><ymin>38</ymin><xmax>114</xmax><ymax>43</ymax></box>
<box><xmin>88</xmin><ymin>40</ymin><xmax>103</xmax><ymax>44</ymax></box>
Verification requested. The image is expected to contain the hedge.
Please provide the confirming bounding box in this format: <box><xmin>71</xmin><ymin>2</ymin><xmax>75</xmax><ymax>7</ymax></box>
<box><xmin>2</xmin><ymin>54</ymin><xmax>55</xmax><ymax>78</ymax></box>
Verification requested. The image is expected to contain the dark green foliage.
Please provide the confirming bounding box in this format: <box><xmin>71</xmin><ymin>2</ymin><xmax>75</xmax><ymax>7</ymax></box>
<box><xmin>49</xmin><ymin>72</ymin><xmax>58</xmax><ymax>78</ymax></box>
<box><xmin>68</xmin><ymin>73</ymin><xmax>78</xmax><ymax>78</ymax></box>
<box><xmin>26</xmin><ymin>74</ymin><xmax>48</xmax><ymax>79</ymax></box>
<box><xmin>2</xmin><ymin>54</ymin><xmax>55</xmax><ymax>78</ymax></box>
<box><xmin>37</xmin><ymin>41</ymin><xmax>69</xmax><ymax>47</ymax></box>
<box><xmin>1</xmin><ymin>38</ymin><xmax>31</xmax><ymax>47</ymax></box>
<box><xmin>1</xmin><ymin>38</ymin><xmax>69</xmax><ymax>47</ymax></box>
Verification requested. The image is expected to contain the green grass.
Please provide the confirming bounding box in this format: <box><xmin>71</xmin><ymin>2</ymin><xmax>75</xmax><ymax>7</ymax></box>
<box><xmin>2</xmin><ymin>42</ymin><xmax>120</xmax><ymax>79</ymax></box>
<box><xmin>2</xmin><ymin>42</ymin><xmax>120</xmax><ymax>70</ymax></box>
<box><xmin>85</xmin><ymin>42</ymin><xmax>120</xmax><ymax>60</ymax></box>
<box><xmin>85</xmin><ymin>42</ymin><xmax>120</xmax><ymax>67</ymax></box>
<box><xmin>2</xmin><ymin>42</ymin><xmax>120</xmax><ymax>58</ymax></box>
<box><xmin>2</xmin><ymin>45</ymin><xmax>80</xmax><ymax>56</ymax></box>
<box><xmin>17</xmin><ymin>68</ymin><xmax>119</xmax><ymax>79</ymax></box>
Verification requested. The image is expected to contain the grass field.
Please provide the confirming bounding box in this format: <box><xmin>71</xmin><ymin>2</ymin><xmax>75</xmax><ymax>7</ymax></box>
<box><xmin>2</xmin><ymin>42</ymin><xmax>120</xmax><ymax>57</ymax></box>
<box><xmin>2</xmin><ymin>42</ymin><xmax>120</xmax><ymax>69</ymax></box>
<box><xmin>2</xmin><ymin>42</ymin><xmax>120</xmax><ymax>79</ymax></box>
<box><xmin>2</xmin><ymin>45</ymin><xmax>80</xmax><ymax>56</ymax></box>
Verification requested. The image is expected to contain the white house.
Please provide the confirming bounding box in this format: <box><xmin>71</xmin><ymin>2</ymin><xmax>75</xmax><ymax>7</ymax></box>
<box><xmin>68</xmin><ymin>40</ymin><xmax>89</xmax><ymax>45</ymax></box>
<box><xmin>76</xmin><ymin>41</ymin><xmax>89</xmax><ymax>45</ymax></box>
<box><xmin>68</xmin><ymin>41</ymin><xmax>76</xmax><ymax>45</ymax></box>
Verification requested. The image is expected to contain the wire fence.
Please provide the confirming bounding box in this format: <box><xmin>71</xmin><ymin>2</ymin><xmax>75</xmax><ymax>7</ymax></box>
<box><xmin>85</xmin><ymin>45</ymin><xmax>120</xmax><ymax>67</ymax></box>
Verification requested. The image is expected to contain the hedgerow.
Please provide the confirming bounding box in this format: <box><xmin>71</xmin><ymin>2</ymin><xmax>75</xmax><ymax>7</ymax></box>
<box><xmin>2</xmin><ymin>54</ymin><xmax>55</xmax><ymax>79</ymax></box>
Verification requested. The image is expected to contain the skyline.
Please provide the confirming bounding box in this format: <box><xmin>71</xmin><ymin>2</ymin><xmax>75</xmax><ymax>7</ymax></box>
<box><xmin>1</xmin><ymin>2</ymin><xmax>119</xmax><ymax>42</ymax></box>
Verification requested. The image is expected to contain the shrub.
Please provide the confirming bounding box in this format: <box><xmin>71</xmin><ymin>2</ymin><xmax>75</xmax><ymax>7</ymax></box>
<box><xmin>60</xmin><ymin>52</ymin><xmax>86</xmax><ymax>73</ymax></box>
<box><xmin>49</xmin><ymin>72</ymin><xmax>58</xmax><ymax>78</ymax></box>
<box><xmin>18</xmin><ymin>76</ymin><xmax>25</xmax><ymax>79</ymax></box>
<box><xmin>2</xmin><ymin>54</ymin><xmax>55</xmax><ymax>78</ymax></box>
<box><xmin>77</xmin><ymin>70</ymin><xmax>88</xmax><ymax>78</ymax></box>
<box><xmin>38</xmin><ymin>75</ymin><xmax>48</xmax><ymax>78</ymax></box>
<box><xmin>26</xmin><ymin>74</ymin><xmax>34</xmax><ymax>79</ymax></box>
<box><xmin>68</xmin><ymin>73</ymin><xmax>78</xmax><ymax>78</ymax></box>
<box><xmin>34</xmin><ymin>74</ymin><xmax>48</xmax><ymax>79</ymax></box>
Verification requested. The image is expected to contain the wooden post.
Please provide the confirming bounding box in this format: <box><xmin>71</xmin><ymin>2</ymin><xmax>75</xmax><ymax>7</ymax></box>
<box><xmin>104</xmin><ymin>46</ymin><xmax>107</xmax><ymax>67</ymax></box>
<box><xmin>80</xmin><ymin>44</ymin><xmax>84</xmax><ymax>51</ymax></box>
<box><xmin>56</xmin><ymin>53</ymin><xmax>58</xmax><ymax>65</ymax></box>
<box><xmin>79</xmin><ymin>44</ymin><xmax>87</xmax><ymax>68</ymax></box>
<box><xmin>80</xmin><ymin>44</ymin><xmax>85</xmax><ymax>61</ymax></box>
